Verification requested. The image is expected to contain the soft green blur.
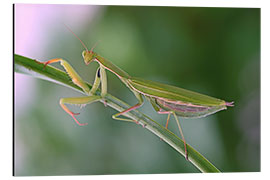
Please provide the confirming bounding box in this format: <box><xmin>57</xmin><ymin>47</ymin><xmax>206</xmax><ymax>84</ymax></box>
<box><xmin>15</xmin><ymin>6</ymin><xmax>260</xmax><ymax>175</ymax></box>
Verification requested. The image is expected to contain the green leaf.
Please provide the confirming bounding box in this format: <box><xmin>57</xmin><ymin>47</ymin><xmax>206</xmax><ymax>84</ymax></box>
<box><xmin>14</xmin><ymin>54</ymin><xmax>221</xmax><ymax>173</ymax></box>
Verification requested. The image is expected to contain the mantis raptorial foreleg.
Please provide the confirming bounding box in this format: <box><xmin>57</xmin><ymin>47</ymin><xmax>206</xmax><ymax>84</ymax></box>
<box><xmin>40</xmin><ymin>58</ymin><xmax>104</xmax><ymax>125</ymax></box>
<box><xmin>98</xmin><ymin>65</ymin><xmax>109</xmax><ymax>107</ymax></box>
<box><xmin>41</xmin><ymin>58</ymin><xmax>91</xmax><ymax>94</ymax></box>
<box><xmin>99</xmin><ymin>65</ymin><xmax>107</xmax><ymax>98</ymax></box>
<box><xmin>60</xmin><ymin>96</ymin><xmax>102</xmax><ymax>126</ymax></box>
<box><xmin>90</xmin><ymin>68</ymin><xmax>101</xmax><ymax>95</ymax></box>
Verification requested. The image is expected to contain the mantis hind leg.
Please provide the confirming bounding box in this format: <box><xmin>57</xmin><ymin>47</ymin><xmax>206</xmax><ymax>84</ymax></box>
<box><xmin>149</xmin><ymin>97</ymin><xmax>188</xmax><ymax>160</ymax></box>
<box><xmin>172</xmin><ymin>112</ymin><xmax>188</xmax><ymax>161</ymax></box>
<box><xmin>112</xmin><ymin>91</ymin><xmax>144</xmax><ymax>123</ymax></box>
<box><xmin>159</xmin><ymin>111</ymin><xmax>188</xmax><ymax>160</ymax></box>
<box><xmin>60</xmin><ymin>95</ymin><xmax>102</xmax><ymax>126</ymax></box>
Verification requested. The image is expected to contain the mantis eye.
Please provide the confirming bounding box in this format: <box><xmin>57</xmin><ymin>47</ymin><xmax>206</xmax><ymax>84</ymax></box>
<box><xmin>82</xmin><ymin>50</ymin><xmax>87</xmax><ymax>58</ymax></box>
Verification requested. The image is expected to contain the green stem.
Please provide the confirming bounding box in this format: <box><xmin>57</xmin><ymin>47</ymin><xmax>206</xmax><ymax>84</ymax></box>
<box><xmin>14</xmin><ymin>54</ymin><xmax>220</xmax><ymax>173</ymax></box>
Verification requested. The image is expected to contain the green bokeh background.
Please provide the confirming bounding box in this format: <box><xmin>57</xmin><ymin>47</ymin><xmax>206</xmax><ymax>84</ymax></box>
<box><xmin>15</xmin><ymin>5</ymin><xmax>260</xmax><ymax>175</ymax></box>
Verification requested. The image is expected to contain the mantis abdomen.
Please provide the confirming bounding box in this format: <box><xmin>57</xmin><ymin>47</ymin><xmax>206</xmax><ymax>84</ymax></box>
<box><xmin>156</xmin><ymin>98</ymin><xmax>227</xmax><ymax>118</ymax></box>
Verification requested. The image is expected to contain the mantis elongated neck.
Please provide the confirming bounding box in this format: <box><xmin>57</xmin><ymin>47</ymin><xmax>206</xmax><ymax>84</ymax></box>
<box><xmin>95</xmin><ymin>55</ymin><xmax>131</xmax><ymax>79</ymax></box>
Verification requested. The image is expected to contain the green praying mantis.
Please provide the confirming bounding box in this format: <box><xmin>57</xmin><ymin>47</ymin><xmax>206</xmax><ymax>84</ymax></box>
<box><xmin>39</xmin><ymin>27</ymin><xmax>234</xmax><ymax>161</ymax></box>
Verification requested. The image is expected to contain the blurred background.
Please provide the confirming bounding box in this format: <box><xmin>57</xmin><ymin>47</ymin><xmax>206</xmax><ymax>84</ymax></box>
<box><xmin>15</xmin><ymin>4</ymin><xmax>260</xmax><ymax>175</ymax></box>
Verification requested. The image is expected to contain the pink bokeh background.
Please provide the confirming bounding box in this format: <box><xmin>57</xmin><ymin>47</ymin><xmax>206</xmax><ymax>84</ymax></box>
<box><xmin>15</xmin><ymin>4</ymin><xmax>100</xmax><ymax>113</ymax></box>
<box><xmin>15</xmin><ymin>4</ymin><xmax>101</xmax><ymax>173</ymax></box>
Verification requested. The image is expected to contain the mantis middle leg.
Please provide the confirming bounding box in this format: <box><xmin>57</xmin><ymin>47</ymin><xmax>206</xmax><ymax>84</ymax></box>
<box><xmin>112</xmin><ymin>90</ymin><xmax>144</xmax><ymax>123</ymax></box>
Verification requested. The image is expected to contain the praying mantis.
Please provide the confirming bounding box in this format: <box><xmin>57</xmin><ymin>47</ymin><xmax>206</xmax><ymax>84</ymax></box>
<box><xmin>39</xmin><ymin>27</ymin><xmax>234</xmax><ymax>161</ymax></box>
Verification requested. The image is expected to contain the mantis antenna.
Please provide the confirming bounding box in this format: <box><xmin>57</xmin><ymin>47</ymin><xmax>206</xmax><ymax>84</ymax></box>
<box><xmin>64</xmin><ymin>24</ymin><xmax>89</xmax><ymax>52</ymax></box>
<box><xmin>90</xmin><ymin>40</ymin><xmax>100</xmax><ymax>52</ymax></box>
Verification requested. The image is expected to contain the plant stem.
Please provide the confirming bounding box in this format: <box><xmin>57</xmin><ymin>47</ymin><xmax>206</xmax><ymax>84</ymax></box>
<box><xmin>14</xmin><ymin>54</ymin><xmax>220</xmax><ymax>173</ymax></box>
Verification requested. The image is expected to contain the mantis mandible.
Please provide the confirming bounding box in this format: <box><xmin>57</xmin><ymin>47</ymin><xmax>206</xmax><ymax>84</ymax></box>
<box><xmin>40</xmin><ymin>27</ymin><xmax>234</xmax><ymax>161</ymax></box>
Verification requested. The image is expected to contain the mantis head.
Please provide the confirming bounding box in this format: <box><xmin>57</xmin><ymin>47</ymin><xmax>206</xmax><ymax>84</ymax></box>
<box><xmin>82</xmin><ymin>50</ymin><xmax>96</xmax><ymax>65</ymax></box>
<box><xmin>64</xmin><ymin>25</ymin><xmax>100</xmax><ymax>65</ymax></box>
<box><xmin>63</xmin><ymin>25</ymin><xmax>98</xmax><ymax>65</ymax></box>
